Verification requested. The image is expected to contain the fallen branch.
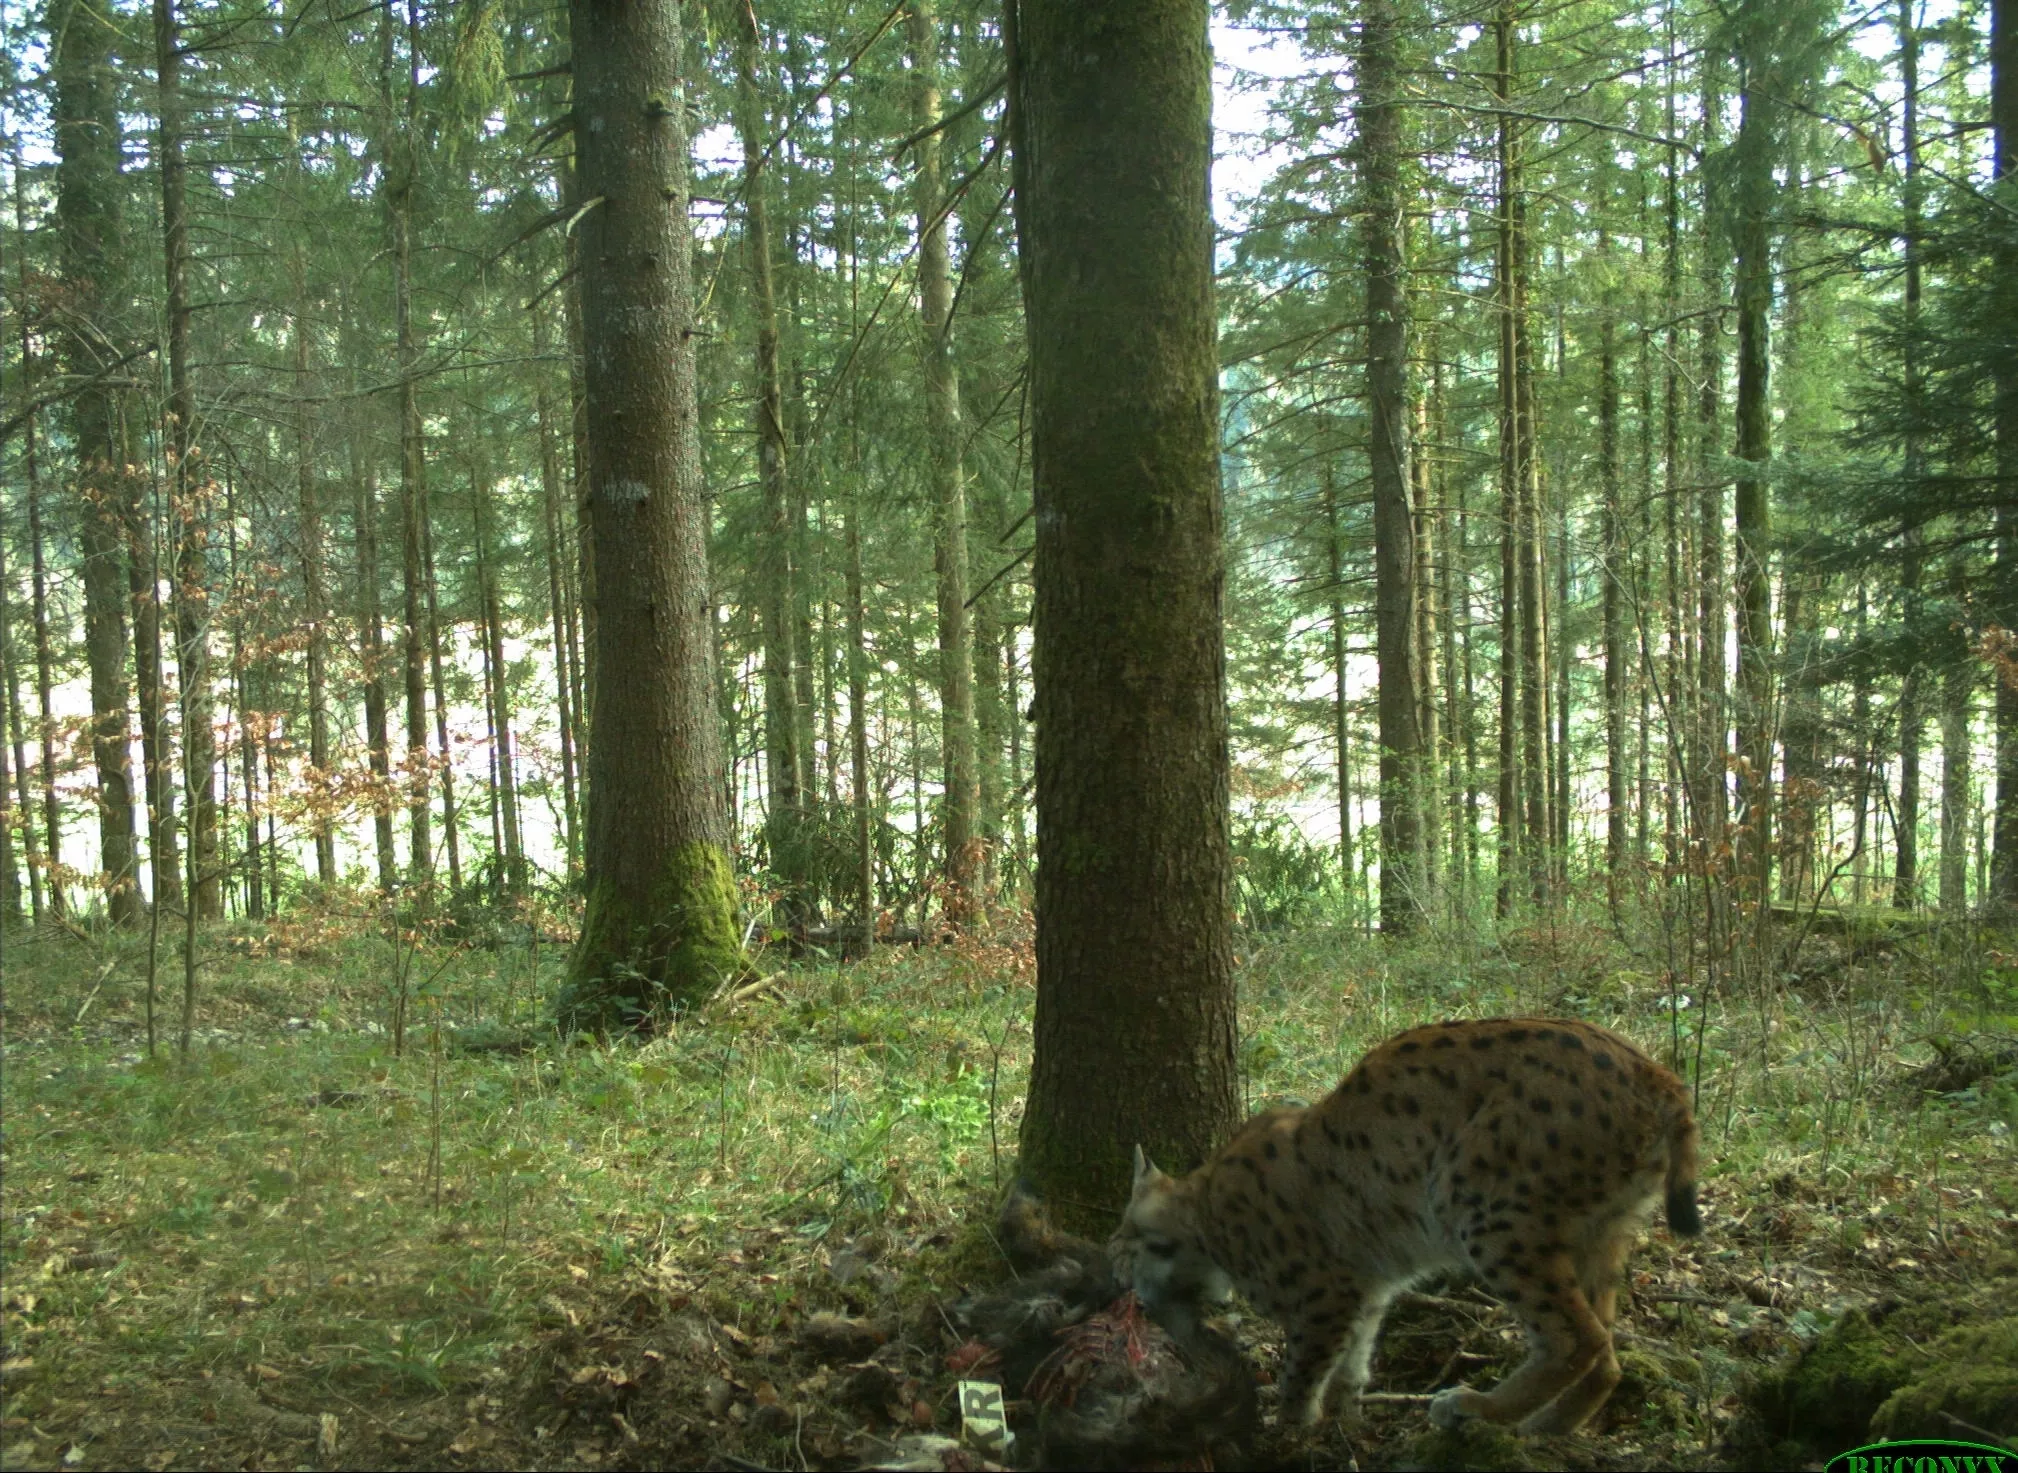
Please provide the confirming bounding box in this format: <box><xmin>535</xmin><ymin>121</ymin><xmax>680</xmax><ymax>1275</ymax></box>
<box><xmin>713</xmin><ymin>970</ymin><xmax>785</xmax><ymax>1008</ymax></box>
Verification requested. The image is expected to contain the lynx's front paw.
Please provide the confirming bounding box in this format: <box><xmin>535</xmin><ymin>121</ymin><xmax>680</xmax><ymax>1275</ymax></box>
<box><xmin>1429</xmin><ymin>1386</ymin><xmax>1482</xmax><ymax>1429</ymax></box>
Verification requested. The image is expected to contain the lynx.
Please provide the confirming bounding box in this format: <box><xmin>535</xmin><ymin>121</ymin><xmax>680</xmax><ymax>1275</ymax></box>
<box><xmin>1114</xmin><ymin>1017</ymin><xmax>1701</xmax><ymax>1436</ymax></box>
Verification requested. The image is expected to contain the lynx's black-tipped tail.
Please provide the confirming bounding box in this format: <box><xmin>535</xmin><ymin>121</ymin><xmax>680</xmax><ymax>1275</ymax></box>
<box><xmin>1666</xmin><ymin>1114</ymin><xmax>1703</xmax><ymax>1237</ymax></box>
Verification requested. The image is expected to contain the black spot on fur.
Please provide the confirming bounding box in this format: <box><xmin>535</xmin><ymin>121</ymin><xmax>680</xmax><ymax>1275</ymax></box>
<box><xmin>1506</xmin><ymin>1028</ymin><xmax>1530</xmax><ymax>1042</ymax></box>
<box><xmin>1545</xmin><ymin>1130</ymin><xmax>1560</xmax><ymax>1148</ymax></box>
<box><xmin>1531</xmin><ymin>1096</ymin><xmax>1554</xmax><ymax>1114</ymax></box>
<box><xmin>1433</xmin><ymin>1035</ymin><xmax>1457</xmax><ymax>1050</ymax></box>
<box><xmin>1558</xmin><ymin>1032</ymin><xmax>1584</xmax><ymax>1049</ymax></box>
<box><xmin>1593</xmin><ymin>1052</ymin><xmax>1616</xmax><ymax>1070</ymax></box>
<box><xmin>1399</xmin><ymin>1040</ymin><xmax>1422</xmax><ymax>1054</ymax></box>
<box><xmin>1264</xmin><ymin>1141</ymin><xmax>1279</xmax><ymax>1160</ymax></box>
<box><xmin>1568</xmin><ymin>1099</ymin><xmax>1586</xmax><ymax>1118</ymax></box>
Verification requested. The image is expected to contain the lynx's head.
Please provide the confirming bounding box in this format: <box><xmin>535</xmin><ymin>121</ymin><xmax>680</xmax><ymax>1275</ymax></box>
<box><xmin>1111</xmin><ymin>1146</ymin><xmax>1232</xmax><ymax>1336</ymax></box>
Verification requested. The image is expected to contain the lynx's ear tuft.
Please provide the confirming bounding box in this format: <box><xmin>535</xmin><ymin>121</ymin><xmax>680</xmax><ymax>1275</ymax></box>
<box><xmin>1132</xmin><ymin>1144</ymin><xmax>1163</xmax><ymax>1191</ymax></box>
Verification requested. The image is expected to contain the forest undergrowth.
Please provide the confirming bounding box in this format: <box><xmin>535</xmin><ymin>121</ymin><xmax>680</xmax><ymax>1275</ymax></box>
<box><xmin>2</xmin><ymin>898</ymin><xmax>2014</xmax><ymax>1472</ymax></box>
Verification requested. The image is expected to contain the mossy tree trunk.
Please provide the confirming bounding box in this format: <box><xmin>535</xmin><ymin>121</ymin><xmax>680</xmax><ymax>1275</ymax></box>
<box><xmin>1010</xmin><ymin>0</ymin><xmax>1238</xmax><ymax>1227</ymax></box>
<box><xmin>559</xmin><ymin>0</ymin><xmax>742</xmax><ymax>1030</ymax></box>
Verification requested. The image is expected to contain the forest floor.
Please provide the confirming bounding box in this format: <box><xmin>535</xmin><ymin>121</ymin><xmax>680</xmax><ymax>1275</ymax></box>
<box><xmin>2</xmin><ymin>896</ymin><xmax>2015</xmax><ymax>1472</ymax></box>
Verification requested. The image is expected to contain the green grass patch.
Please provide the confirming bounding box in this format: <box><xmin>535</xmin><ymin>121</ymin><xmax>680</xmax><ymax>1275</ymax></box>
<box><xmin>1</xmin><ymin>903</ymin><xmax>2013</xmax><ymax>1470</ymax></box>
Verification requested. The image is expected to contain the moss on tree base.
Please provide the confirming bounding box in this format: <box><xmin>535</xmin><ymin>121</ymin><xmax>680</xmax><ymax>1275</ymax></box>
<box><xmin>555</xmin><ymin>841</ymin><xmax>745</xmax><ymax>1032</ymax></box>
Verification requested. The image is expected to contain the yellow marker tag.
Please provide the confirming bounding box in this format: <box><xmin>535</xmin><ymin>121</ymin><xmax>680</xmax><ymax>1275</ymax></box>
<box><xmin>957</xmin><ymin>1378</ymin><xmax>1013</xmax><ymax>1457</ymax></box>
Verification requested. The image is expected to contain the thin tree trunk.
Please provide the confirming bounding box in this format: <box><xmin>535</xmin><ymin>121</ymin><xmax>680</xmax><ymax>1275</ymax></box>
<box><xmin>561</xmin><ymin>159</ymin><xmax>593</xmax><ymax>773</ymax></box>
<box><xmin>534</xmin><ymin>332</ymin><xmax>579</xmax><ymax>873</ymax></box>
<box><xmin>1435</xmin><ymin>359</ymin><xmax>1465</xmax><ymax>907</ymax></box>
<box><xmin>1494</xmin><ymin>7</ymin><xmax>1522</xmax><ymax>918</ymax></box>
<box><xmin>1553</xmin><ymin>461</ymin><xmax>1570</xmax><ymax>881</ymax></box>
<box><xmin>353</xmin><ymin>390</ymin><xmax>399</xmax><ymax>894</ymax></box>
<box><xmin>1456</xmin><ymin>449</ymin><xmax>1480</xmax><ymax>898</ymax></box>
<box><xmin>1994</xmin><ymin>0</ymin><xmax>2018</xmax><ymax>904</ymax></box>
<box><xmin>385</xmin><ymin>0</ymin><xmax>432</xmax><ymax>886</ymax></box>
<box><xmin>473</xmin><ymin>480</ymin><xmax>523</xmax><ymax>893</ymax></box>
<box><xmin>228</xmin><ymin>489</ymin><xmax>259</xmax><ymax>919</ymax></box>
<box><xmin>909</xmin><ymin>0</ymin><xmax>980</xmax><ymax>925</ymax></box>
<box><xmin>1732</xmin><ymin>66</ymin><xmax>1775</xmax><ymax>903</ymax></box>
<box><xmin>18</xmin><ymin>156</ymin><xmax>62</xmax><ymax>915</ymax></box>
<box><xmin>422</xmin><ymin>479</ymin><xmax>460</xmax><ymax>891</ymax></box>
<box><xmin>1325</xmin><ymin>465</ymin><xmax>1355</xmax><ymax>890</ymax></box>
<box><xmin>1941</xmin><ymin>559</ymin><xmax>1975</xmax><ymax>912</ymax></box>
<box><xmin>1010</xmin><ymin>0</ymin><xmax>1239</xmax><ymax>1220</ymax></box>
<box><xmin>846</xmin><ymin>501</ymin><xmax>875</xmax><ymax>954</ymax></box>
<box><xmin>1697</xmin><ymin>56</ymin><xmax>1729</xmax><ymax>859</ymax></box>
<box><xmin>1516</xmin><ymin>202</ymin><xmax>1547</xmax><ymax>904</ymax></box>
<box><xmin>733</xmin><ymin>0</ymin><xmax>809</xmax><ymax>928</ymax></box>
<box><xmin>290</xmin><ymin>117</ymin><xmax>335</xmax><ymax>889</ymax></box>
<box><xmin>1362</xmin><ymin>0</ymin><xmax>1422</xmax><ymax>934</ymax></box>
<box><xmin>1601</xmin><ymin>236</ymin><xmax>1627</xmax><ymax>917</ymax></box>
<box><xmin>2</xmin><ymin>524</ymin><xmax>38</xmax><ymax>919</ymax></box>
<box><xmin>125</xmin><ymin>442</ymin><xmax>178</xmax><ymax>912</ymax></box>
<box><xmin>1662</xmin><ymin>18</ymin><xmax>1683</xmax><ymax>870</ymax></box>
<box><xmin>55</xmin><ymin>0</ymin><xmax>140</xmax><ymax>925</ymax></box>
<box><xmin>1412</xmin><ymin>388</ymin><xmax>1443</xmax><ymax>905</ymax></box>
<box><xmin>1852</xmin><ymin>579</ymin><xmax>1873</xmax><ymax>900</ymax></box>
<box><xmin>0</xmin><ymin>492</ymin><xmax>21</xmax><ymax>920</ymax></box>
<box><xmin>158</xmin><ymin>0</ymin><xmax>218</xmax><ymax>921</ymax></box>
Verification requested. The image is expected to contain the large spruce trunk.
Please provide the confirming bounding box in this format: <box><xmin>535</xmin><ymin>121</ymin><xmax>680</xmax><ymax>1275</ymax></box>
<box><xmin>1010</xmin><ymin>0</ymin><xmax>1239</xmax><ymax>1224</ymax></box>
<box><xmin>559</xmin><ymin>0</ymin><xmax>742</xmax><ymax>1028</ymax></box>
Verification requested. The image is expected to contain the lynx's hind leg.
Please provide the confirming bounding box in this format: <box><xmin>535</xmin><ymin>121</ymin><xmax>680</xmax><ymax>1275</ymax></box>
<box><xmin>1429</xmin><ymin>1251</ymin><xmax>1612</xmax><ymax>1433</ymax></box>
<box><xmin>1524</xmin><ymin>1225</ymin><xmax>1637</xmax><ymax>1433</ymax></box>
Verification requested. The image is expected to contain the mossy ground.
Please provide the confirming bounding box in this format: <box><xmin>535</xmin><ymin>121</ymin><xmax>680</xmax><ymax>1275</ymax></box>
<box><xmin>1</xmin><ymin>896</ymin><xmax>2013</xmax><ymax>1470</ymax></box>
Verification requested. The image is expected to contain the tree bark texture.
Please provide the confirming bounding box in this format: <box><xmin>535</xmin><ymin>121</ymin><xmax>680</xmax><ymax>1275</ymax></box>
<box><xmin>734</xmin><ymin>0</ymin><xmax>810</xmax><ymax>927</ymax></box>
<box><xmin>55</xmin><ymin>0</ymin><xmax>139</xmax><ymax>924</ymax></box>
<box><xmin>290</xmin><ymin>118</ymin><xmax>335</xmax><ymax>889</ymax></box>
<box><xmin>910</xmin><ymin>0</ymin><xmax>981</xmax><ymax>925</ymax></box>
<box><xmin>1696</xmin><ymin>58</ymin><xmax>1729</xmax><ymax>856</ymax></box>
<box><xmin>559</xmin><ymin>0</ymin><xmax>742</xmax><ymax>1027</ymax></box>
<box><xmin>1600</xmin><ymin>260</ymin><xmax>1627</xmax><ymax>911</ymax></box>
<box><xmin>157</xmin><ymin>0</ymin><xmax>218</xmax><ymax>919</ymax></box>
<box><xmin>1732</xmin><ymin>73</ymin><xmax>1775</xmax><ymax>903</ymax></box>
<box><xmin>1362</xmin><ymin>0</ymin><xmax>1422</xmax><ymax>934</ymax></box>
<box><xmin>1493</xmin><ymin>11</ymin><xmax>1521</xmax><ymax>918</ymax></box>
<box><xmin>1941</xmin><ymin>559</ymin><xmax>1974</xmax><ymax>913</ymax></box>
<box><xmin>1990</xmin><ymin>0</ymin><xmax>2018</xmax><ymax>904</ymax></box>
<box><xmin>382</xmin><ymin>0</ymin><xmax>432</xmax><ymax>886</ymax></box>
<box><xmin>1010</xmin><ymin>0</ymin><xmax>1239</xmax><ymax>1225</ymax></box>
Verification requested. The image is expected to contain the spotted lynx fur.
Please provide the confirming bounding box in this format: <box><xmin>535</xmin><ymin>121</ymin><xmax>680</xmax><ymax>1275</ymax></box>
<box><xmin>1114</xmin><ymin>1017</ymin><xmax>1702</xmax><ymax>1436</ymax></box>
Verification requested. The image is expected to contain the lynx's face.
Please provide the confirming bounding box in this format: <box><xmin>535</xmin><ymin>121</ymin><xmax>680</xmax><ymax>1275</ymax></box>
<box><xmin>1113</xmin><ymin>1147</ymin><xmax>1233</xmax><ymax>1322</ymax></box>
